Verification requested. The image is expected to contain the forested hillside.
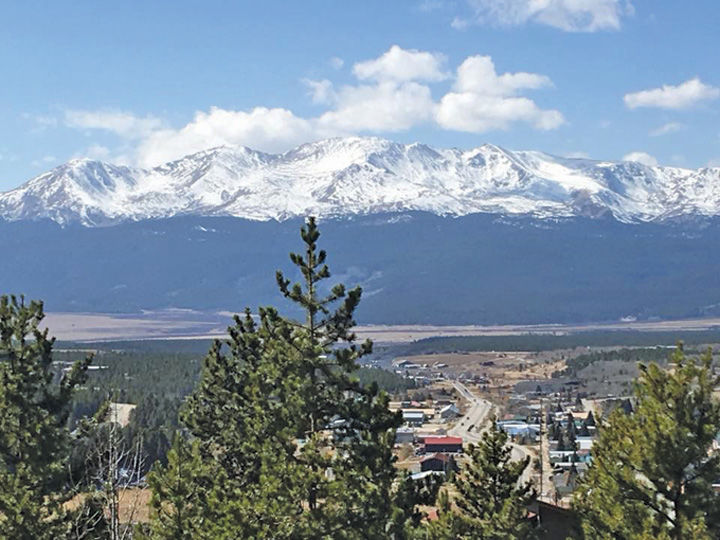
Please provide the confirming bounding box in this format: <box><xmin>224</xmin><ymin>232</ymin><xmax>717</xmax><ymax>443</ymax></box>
<box><xmin>7</xmin><ymin>213</ymin><xmax>720</xmax><ymax>324</ymax></box>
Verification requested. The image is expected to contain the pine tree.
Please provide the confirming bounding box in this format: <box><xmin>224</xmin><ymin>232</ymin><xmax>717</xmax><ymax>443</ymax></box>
<box><xmin>574</xmin><ymin>346</ymin><xmax>720</xmax><ymax>539</ymax></box>
<box><xmin>430</xmin><ymin>419</ymin><xmax>537</xmax><ymax>539</ymax></box>
<box><xmin>0</xmin><ymin>296</ymin><xmax>91</xmax><ymax>539</ymax></box>
<box><xmin>146</xmin><ymin>217</ymin><xmax>423</xmax><ymax>538</ymax></box>
<box><xmin>565</xmin><ymin>412</ymin><xmax>576</xmax><ymax>438</ymax></box>
<box><xmin>140</xmin><ymin>435</ymin><xmax>208</xmax><ymax>540</ymax></box>
<box><xmin>567</xmin><ymin>429</ymin><xmax>577</xmax><ymax>452</ymax></box>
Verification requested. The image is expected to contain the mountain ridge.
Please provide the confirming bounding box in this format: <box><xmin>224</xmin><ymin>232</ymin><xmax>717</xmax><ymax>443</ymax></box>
<box><xmin>2</xmin><ymin>136</ymin><xmax>719</xmax><ymax>226</ymax></box>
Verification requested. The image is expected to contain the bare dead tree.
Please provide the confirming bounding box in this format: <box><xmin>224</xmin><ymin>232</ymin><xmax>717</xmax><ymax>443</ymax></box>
<box><xmin>68</xmin><ymin>399</ymin><xmax>147</xmax><ymax>540</ymax></box>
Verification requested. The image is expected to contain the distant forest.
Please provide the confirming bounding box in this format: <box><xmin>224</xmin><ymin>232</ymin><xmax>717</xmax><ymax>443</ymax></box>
<box><xmin>384</xmin><ymin>329</ymin><xmax>720</xmax><ymax>354</ymax></box>
<box><xmin>62</xmin><ymin>342</ymin><xmax>417</xmax><ymax>473</ymax></box>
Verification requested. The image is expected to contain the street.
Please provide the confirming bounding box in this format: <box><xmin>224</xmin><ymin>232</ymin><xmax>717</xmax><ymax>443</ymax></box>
<box><xmin>447</xmin><ymin>381</ymin><xmax>494</xmax><ymax>443</ymax></box>
<box><xmin>448</xmin><ymin>381</ymin><xmax>535</xmax><ymax>486</ymax></box>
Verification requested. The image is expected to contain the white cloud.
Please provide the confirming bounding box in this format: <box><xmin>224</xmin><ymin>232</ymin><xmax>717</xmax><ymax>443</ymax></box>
<box><xmin>649</xmin><ymin>122</ymin><xmax>684</xmax><ymax>136</ymax></box>
<box><xmin>462</xmin><ymin>0</ymin><xmax>633</xmax><ymax>32</ymax></box>
<box><xmin>353</xmin><ymin>45</ymin><xmax>448</xmax><ymax>82</ymax></box>
<box><xmin>564</xmin><ymin>151</ymin><xmax>590</xmax><ymax>159</ymax></box>
<box><xmin>82</xmin><ymin>144</ymin><xmax>112</xmax><ymax>160</ymax></box>
<box><xmin>437</xmin><ymin>93</ymin><xmax>563</xmax><ymax>132</ymax></box>
<box><xmin>451</xmin><ymin>16</ymin><xmax>471</xmax><ymax>29</ymax></box>
<box><xmin>303</xmin><ymin>79</ymin><xmax>336</xmax><ymax>104</ymax></box>
<box><xmin>315</xmin><ymin>46</ymin><xmax>444</xmax><ymax>132</ymax></box>
<box><xmin>436</xmin><ymin>55</ymin><xmax>564</xmax><ymax>132</ymax></box>
<box><xmin>622</xmin><ymin>151</ymin><xmax>658</xmax><ymax>167</ymax></box>
<box><xmin>329</xmin><ymin>56</ymin><xmax>344</xmax><ymax>70</ymax></box>
<box><xmin>624</xmin><ymin>78</ymin><xmax>720</xmax><ymax>110</ymax></box>
<box><xmin>318</xmin><ymin>81</ymin><xmax>435</xmax><ymax>131</ymax></box>
<box><xmin>136</xmin><ymin>107</ymin><xmax>331</xmax><ymax>167</ymax></box>
<box><xmin>454</xmin><ymin>55</ymin><xmax>551</xmax><ymax>95</ymax></box>
<box><xmin>62</xmin><ymin>46</ymin><xmax>564</xmax><ymax>166</ymax></box>
<box><xmin>64</xmin><ymin>110</ymin><xmax>163</xmax><ymax>138</ymax></box>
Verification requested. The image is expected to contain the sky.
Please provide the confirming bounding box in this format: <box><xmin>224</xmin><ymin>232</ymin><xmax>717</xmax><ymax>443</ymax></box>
<box><xmin>0</xmin><ymin>0</ymin><xmax>719</xmax><ymax>191</ymax></box>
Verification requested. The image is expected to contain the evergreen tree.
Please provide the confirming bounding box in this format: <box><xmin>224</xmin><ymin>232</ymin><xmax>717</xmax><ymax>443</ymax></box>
<box><xmin>574</xmin><ymin>346</ymin><xmax>720</xmax><ymax>539</ymax></box>
<box><xmin>429</xmin><ymin>419</ymin><xmax>537</xmax><ymax>539</ymax></box>
<box><xmin>146</xmin><ymin>217</ymin><xmax>424</xmax><ymax>538</ymax></box>
<box><xmin>141</xmin><ymin>435</ymin><xmax>208</xmax><ymax>539</ymax></box>
<box><xmin>620</xmin><ymin>398</ymin><xmax>634</xmax><ymax>415</ymax></box>
<box><xmin>0</xmin><ymin>296</ymin><xmax>91</xmax><ymax>539</ymax></box>
<box><xmin>565</xmin><ymin>412</ymin><xmax>576</xmax><ymax>438</ymax></box>
<box><xmin>567</xmin><ymin>429</ymin><xmax>577</xmax><ymax>453</ymax></box>
<box><xmin>585</xmin><ymin>410</ymin><xmax>596</xmax><ymax>427</ymax></box>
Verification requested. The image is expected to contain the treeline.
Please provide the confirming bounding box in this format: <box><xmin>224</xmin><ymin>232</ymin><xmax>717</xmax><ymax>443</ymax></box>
<box><xmin>552</xmin><ymin>346</ymin><xmax>690</xmax><ymax>378</ymax></box>
<box><xmin>390</xmin><ymin>330</ymin><xmax>720</xmax><ymax>355</ymax></box>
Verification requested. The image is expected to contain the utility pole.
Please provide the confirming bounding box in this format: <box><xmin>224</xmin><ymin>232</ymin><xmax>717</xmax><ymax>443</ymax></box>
<box><xmin>539</xmin><ymin>397</ymin><xmax>543</xmax><ymax>500</ymax></box>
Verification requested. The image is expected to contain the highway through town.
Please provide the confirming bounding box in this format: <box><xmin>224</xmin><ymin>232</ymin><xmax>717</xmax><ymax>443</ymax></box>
<box><xmin>448</xmin><ymin>381</ymin><xmax>535</xmax><ymax>486</ymax></box>
<box><xmin>447</xmin><ymin>381</ymin><xmax>494</xmax><ymax>443</ymax></box>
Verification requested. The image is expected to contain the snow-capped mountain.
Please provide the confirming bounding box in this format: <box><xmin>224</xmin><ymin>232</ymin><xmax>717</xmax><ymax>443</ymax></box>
<box><xmin>2</xmin><ymin>137</ymin><xmax>720</xmax><ymax>226</ymax></box>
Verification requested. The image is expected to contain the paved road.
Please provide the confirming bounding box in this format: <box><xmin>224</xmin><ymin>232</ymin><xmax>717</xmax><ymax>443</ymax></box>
<box><xmin>449</xmin><ymin>381</ymin><xmax>535</xmax><ymax>486</ymax></box>
<box><xmin>447</xmin><ymin>381</ymin><xmax>494</xmax><ymax>443</ymax></box>
<box><xmin>510</xmin><ymin>442</ymin><xmax>534</xmax><ymax>486</ymax></box>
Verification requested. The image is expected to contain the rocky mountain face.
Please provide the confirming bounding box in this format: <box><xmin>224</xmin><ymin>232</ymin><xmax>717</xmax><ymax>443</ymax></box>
<box><xmin>2</xmin><ymin>137</ymin><xmax>719</xmax><ymax>226</ymax></box>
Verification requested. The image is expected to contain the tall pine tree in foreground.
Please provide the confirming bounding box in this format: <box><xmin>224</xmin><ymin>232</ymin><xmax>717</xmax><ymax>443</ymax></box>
<box><xmin>428</xmin><ymin>419</ymin><xmax>536</xmax><ymax>539</ymax></box>
<box><xmin>574</xmin><ymin>345</ymin><xmax>720</xmax><ymax>539</ymax></box>
<box><xmin>145</xmin><ymin>217</ymin><xmax>428</xmax><ymax>539</ymax></box>
<box><xmin>0</xmin><ymin>296</ymin><xmax>91</xmax><ymax>539</ymax></box>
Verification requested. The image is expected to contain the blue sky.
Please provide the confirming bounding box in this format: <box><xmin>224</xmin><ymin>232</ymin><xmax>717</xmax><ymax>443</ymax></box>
<box><xmin>1</xmin><ymin>0</ymin><xmax>719</xmax><ymax>190</ymax></box>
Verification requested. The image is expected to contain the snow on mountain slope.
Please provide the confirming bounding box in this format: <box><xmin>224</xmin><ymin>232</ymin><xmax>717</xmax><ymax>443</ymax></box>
<box><xmin>1</xmin><ymin>136</ymin><xmax>719</xmax><ymax>226</ymax></box>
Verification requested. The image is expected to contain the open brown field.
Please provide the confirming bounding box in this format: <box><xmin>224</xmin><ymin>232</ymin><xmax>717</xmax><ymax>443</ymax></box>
<box><xmin>43</xmin><ymin>311</ymin><xmax>720</xmax><ymax>344</ymax></box>
<box><xmin>396</xmin><ymin>351</ymin><xmax>566</xmax><ymax>387</ymax></box>
<box><xmin>66</xmin><ymin>488</ymin><xmax>151</xmax><ymax>524</ymax></box>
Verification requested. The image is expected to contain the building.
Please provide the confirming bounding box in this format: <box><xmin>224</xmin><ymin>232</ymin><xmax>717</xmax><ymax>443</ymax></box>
<box><xmin>439</xmin><ymin>404</ymin><xmax>460</xmax><ymax>419</ymax></box>
<box><xmin>410</xmin><ymin>471</ymin><xmax>445</xmax><ymax>482</ymax></box>
<box><xmin>576</xmin><ymin>436</ymin><xmax>594</xmax><ymax>450</ymax></box>
<box><xmin>395</xmin><ymin>427</ymin><xmax>415</xmax><ymax>445</ymax></box>
<box><xmin>533</xmin><ymin>500</ymin><xmax>576</xmax><ymax>539</ymax></box>
<box><xmin>423</xmin><ymin>436</ymin><xmax>463</xmax><ymax>453</ymax></box>
<box><xmin>107</xmin><ymin>402</ymin><xmax>137</xmax><ymax>428</ymax></box>
<box><xmin>402</xmin><ymin>410</ymin><xmax>425</xmax><ymax>426</ymax></box>
<box><xmin>553</xmin><ymin>465</ymin><xmax>580</xmax><ymax>498</ymax></box>
<box><xmin>420</xmin><ymin>453</ymin><xmax>458</xmax><ymax>473</ymax></box>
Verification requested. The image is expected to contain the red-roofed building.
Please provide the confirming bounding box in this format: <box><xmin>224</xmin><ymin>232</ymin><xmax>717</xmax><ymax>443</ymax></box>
<box><xmin>423</xmin><ymin>436</ymin><xmax>462</xmax><ymax>453</ymax></box>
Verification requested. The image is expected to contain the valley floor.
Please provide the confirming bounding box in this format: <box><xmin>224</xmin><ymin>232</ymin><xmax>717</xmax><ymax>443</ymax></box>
<box><xmin>44</xmin><ymin>310</ymin><xmax>720</xmax><ymax>343</ymax></box>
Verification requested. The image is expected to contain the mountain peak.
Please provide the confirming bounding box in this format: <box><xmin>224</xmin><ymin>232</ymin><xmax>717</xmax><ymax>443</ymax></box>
<box><xmin>2</xmin><ymin>137</ymin><xmax>720</xmax><ymax>226</ymax></box>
